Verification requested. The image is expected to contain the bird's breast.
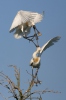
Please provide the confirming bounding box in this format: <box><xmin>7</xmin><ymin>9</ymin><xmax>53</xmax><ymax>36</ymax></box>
<box><xmin>33</xmin><ymin>57</ymin><xmax>40</xmax><ymax>68</ymax></box>
<box><xmin>33</xmin><ymin>57</ymin><xmax>40</xmax><ymax>63</ymax></box>
<box><xmin>30</xmin><ymin>57</ymin><xmax>40</xmax><ymax>68</ymax></box>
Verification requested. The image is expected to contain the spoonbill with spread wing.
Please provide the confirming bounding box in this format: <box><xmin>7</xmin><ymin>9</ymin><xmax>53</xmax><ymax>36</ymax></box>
<box><xmin>9</xmin><ymin>10</ymin><xmax>43</xmax><ymax>40</ymax></box>
<box><xmin>30</xmin><ymin>36</ymin><xmax>61</xmax><ymax>76</ymax></box>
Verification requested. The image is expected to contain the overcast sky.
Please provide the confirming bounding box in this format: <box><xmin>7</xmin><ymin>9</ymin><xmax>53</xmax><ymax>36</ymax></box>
<box><xmin>0</xmin><ymin>0</ymin><xmax>66</xmax><ymax>100</ymax></box>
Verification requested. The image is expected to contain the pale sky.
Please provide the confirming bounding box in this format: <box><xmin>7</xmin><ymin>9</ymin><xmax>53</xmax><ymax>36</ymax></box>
<box><xmin>0</xmin><ymin>0</ymin><xmax>66</xmax><ymax>100</ymax></box>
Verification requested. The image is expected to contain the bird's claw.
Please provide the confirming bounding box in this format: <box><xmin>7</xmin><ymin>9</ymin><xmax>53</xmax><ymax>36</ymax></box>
<box><xmin>34</xmin><ymin>79</ymin><xmax>42</xmax><ymax>86</ymax></box>
<box><xmin>38</xmin><ymin>32</ymin><xmax>42</xmax><ymax>36</ymax></box>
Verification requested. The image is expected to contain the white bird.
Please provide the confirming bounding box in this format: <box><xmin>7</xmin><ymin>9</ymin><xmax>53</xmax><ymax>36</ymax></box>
<box><xmin>9</xmin><ymin>10</ymin><xmax>43</xmax><ymax>39</ymax></box>
<box><xmin>30</xmin><ymin>36</ymin><xmax>61</xmax><ymax>70</ymax></box>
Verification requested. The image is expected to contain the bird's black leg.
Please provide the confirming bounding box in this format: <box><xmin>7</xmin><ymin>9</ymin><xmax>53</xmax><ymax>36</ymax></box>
<box><xmin>23</xmin><ymin>35</ymin><xmax>35</xmax><ymax>41</ymax></box>
<box><xmin>24</xmin><ymin>35</ymin><xmax>34</xmax><ymax>39</ymax></box>
<box><xmin>33</xmin><ymin>25</ymin><xmax>42</xmax><ymax>36</ymax></box>
<box><xmin>33</xmin><ymin>25</ymin><xmax>39</xmax><ymax>46</ymax></box>
<box><xmin>23</xmin><ymin>36</ymin><xmax>37</xmax><ymax>47</ymax></box>
<box><xmin>35</xmin><ymin>68</ymin><xmax>41</xmax><ymax>85</ymax></box>
<box><xmin>35</xmin><ymin>68</ymin><xmax>38</xmax><ymax>77</ymax></box>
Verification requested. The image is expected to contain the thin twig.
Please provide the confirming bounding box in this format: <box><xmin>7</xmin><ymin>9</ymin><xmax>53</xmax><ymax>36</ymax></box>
<box><xmin>0</xmin><ymin>93</ymin><xmax>8</xmax><ymax>100</ymax></box>
<box><xmin>24</xmin><ymin>89</ymin><xmax>61</xmax><ymax>100</ymax></box>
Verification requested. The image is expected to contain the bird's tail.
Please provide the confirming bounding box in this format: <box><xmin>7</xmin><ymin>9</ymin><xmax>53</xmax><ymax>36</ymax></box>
<box><xmin>14</xmin><ymin>30</ymin><xmax>23</xmax><ymax>39</ymax></box>
<box><xmin>14</xmin><ymin>33</ymin><xmax>23</xmax><ymax>39</ymax></box>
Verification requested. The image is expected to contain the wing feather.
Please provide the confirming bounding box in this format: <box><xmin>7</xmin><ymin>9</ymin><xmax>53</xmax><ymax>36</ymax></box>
<box><xmin>32</xmin><ymin>13</ymin><xmax>43</xmax><ymax>23</ymax></box>
<box><xmin>9</xmin><ymin>10</ymin><xmax>43</xmax><ymax>32</ymax></box>
<box><xmin>9</xmin><ymin>12</ymin><xmax>22</xmax><ymax>32</ymax></box>
<box><xmin>29</xmin><ymin>12</ymin><xmax>43</xmax><ymax>24</ymax></box>
<box><xmin>9</xmin><ymin>10</ymin><xmax>32</xmax><ymax>32</ymax></box>
<box><xmin>40</xmin><ymin>36</ymin><xmax>61</xmax><ymax>54</ymax></box>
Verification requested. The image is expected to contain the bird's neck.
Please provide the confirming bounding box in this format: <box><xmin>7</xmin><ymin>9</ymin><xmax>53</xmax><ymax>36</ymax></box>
<box><xmin>33</xmin><ymin>51</ymin><xmax>39</xmax><ymax>58</ymax></box>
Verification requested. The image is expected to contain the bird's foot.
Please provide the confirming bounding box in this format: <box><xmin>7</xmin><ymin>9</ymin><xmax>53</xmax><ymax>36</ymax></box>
<box><xmin>37</xmin><ymin>32</ymin><xmax>42</xmax><ymax>36</ymax></box>
<box><xmin>34</xmin><ymin>33</ymin><xmax>39</xmax><ymax>40</ymax></box>
<box><xmin>34</xmin><ymin>78</ymin><xmax>42</xmax><ymax>86</ymax></box>
<box><xmin>37</xmin><ymin>78</ymin><xmax>42</xmax><ymax>84</ymax></box>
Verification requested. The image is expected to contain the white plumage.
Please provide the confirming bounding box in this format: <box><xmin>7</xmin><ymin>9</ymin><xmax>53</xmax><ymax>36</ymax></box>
<box><xmin>30</xmin><ymin>36</ymin><xmax>61</xmax><ymax>69</ymax></box>
<box><xmin>9</xmin><ymin>10</ymin><xmax>43</xmax><ymax>39</ymax></box>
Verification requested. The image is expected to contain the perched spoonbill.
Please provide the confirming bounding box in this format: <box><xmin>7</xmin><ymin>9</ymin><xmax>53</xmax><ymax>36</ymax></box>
<box><xmin>30</xmin><ymin>36</ymin><xmax>61</xmax><ymax>76</ymax></box>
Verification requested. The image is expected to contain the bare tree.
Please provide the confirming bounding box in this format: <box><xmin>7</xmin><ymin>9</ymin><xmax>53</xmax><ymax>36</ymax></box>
<box><xmin>0</xmin><ymin>65</ymin><xmax>61</xmax><ymax>100</ymax></box>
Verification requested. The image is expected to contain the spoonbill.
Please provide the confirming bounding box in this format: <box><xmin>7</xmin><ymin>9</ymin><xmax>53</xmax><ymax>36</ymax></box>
<box><xmin>9</xmin><ymin>10</ymin><xmax>43</xmax><ymax>40</ymax></box>
<box><xmin>30</xmin><ymin>36</ymin><xmax>61</xmax><ymax>76</ymax></box>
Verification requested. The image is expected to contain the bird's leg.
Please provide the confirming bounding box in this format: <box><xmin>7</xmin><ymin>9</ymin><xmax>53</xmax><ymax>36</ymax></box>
<box><xmin>23</xmin><ymin>35</ymin><xmax>35</xmax><ymax>41</ymax></box>
<box><xmin>33</xmin><ymin>25</ymin><xmax>38</xmax><ymax>37</ymax></box>
<box><xmin>35</xmin><ymin>28</ymin><xmax>42</xmax><ymax>36</ymax></box>
<box><xmin>30</xmin><ymin>33</ymin><xmax>39</xmax><ymax>47</ymax></box>
<box><xmin>23</xmin><ymin>36</ymin><xmax>33</xmax><ymax>40</ymax></box>
<box><xmin>23</xmin><ymin>36</ymin><xmax>37</xmax><ymax>47</ymax></box>
<box><xmin>36</xmin><ymin>77</ymin><xmax>41</xmax><ymax>85</ymax></box>
<box><xmin>31</xmin><ymin>40</ymin><xmax>38</xmax><ymax>47</ymax></box>
<box><xmin>34</xmin><ymin>30</ymin><xmax>39</xmax><ymax>47</ymax></box>
<box><xmin>32</xmin><ymin>25</ymin><xmax>39</xmax><ymax>46</ymax></box>
<box><xmin>25</xmin><ymin>35</ymin><xmax>34</xmax><ymax>39</ymax></box>
<box><xmin>35</xmin><ymin>34</ymin><xmax>39</xmax><ymax>47</ymax></box>
<box><xmin>33</xmin><ymin>25</ymin><xmax>42</xmax><ymax>36</ymax></box>
<box><xmin>35</xmin><ymin>68</ymin><xmax>38</xmax><ymax>78</ymax></box>
<box><xmin>35</xmin><ymin>68</ymin><xmax>41</xmax><ymax>84</ymax></box>
<box><xmin>29</xmin><ymin>35</ymin><xmax>39</xmax><ymax>47</ymax></box>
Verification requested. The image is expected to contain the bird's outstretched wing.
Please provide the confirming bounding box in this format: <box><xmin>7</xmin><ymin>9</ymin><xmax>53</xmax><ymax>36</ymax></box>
<box><xmin>31</xmin><ymin>12</ymin><xmax>43</xmax><ymax>24</ymax></box>
<box><xmin>9</xmin><ymin>10</ymin><xmax>43</xmax><ymax>32</ymax></box>
<box><xmin>40</xmin><ymin>36</ymin><xmax>61</xmax><ymax>54</ymax></box>
<box><xmin>9</xmin><ymin>10</ymin><xmax>31</xmax><ymax>32</ymax></box>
